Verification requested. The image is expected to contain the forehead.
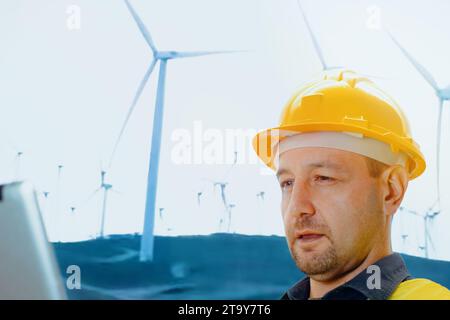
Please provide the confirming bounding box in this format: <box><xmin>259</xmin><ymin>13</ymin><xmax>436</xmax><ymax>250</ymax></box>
<box><xmin>276</xmin><ymin>147</ymin><xmax>366</xmax><ymax>175</ymax></box>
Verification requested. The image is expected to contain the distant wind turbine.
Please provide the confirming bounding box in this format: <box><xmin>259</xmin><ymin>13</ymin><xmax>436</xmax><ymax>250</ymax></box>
<box><xmin>201</xmin><ymin>149</ymin><xmax>237</xmax><ymax>205</ymax></box>
<box><xmin>1</xmin><ymin>131</ymin><xmax>25</xmax><ymax>181</ymax></box>
<box><xmin>108</xmin><ymin>0</ymin><xmax>239</xmax><ymax>261</ymax></box>
<box><xmin>201</xmin><ymin>179</ymin><xmax>231</xmax><ymax>231</ymax></box>
<box><xmin>56</xmin><ymin>164</ymin><xmax>63</xmax><ymax>208</ymax></box>
<box><xmin>83</xmin><ymin>170</ymin><xmax>119</xmax><ymax>238</ymax></box>
<box><xmin>256</xmin><ymin>191</ymin><xmax>265</xmax><ymax>201</ymax></box>
<box><xmin>388</xmin><ymin>31</ymin><xmax>450</xmax><ymax>211</ymax></box>
<box><xmin>14</xmin><ymin>151</ymin><xmax>23</xmax><ymax>180</ymax></box>
<box><xmin>227</xmin><ymin>203</ymin><xmax>236</xmax><ymax>233</ymax></box>
<box><xmin>399</xmin><ymin>206</ymin><xmax>438</xmax><ymax>259</ymax></box>
<box><xmin>35</xmin><ymin>187</ymin><xmax>51</xmax><ymax>237</ymax></box>
<box><xmin>213</xmin><ymin>181</ymin><xmax>232</xmax><ymax>232</ymax></box>
<box><xmin>214</xmin><ymin>182</ymin><xmax>229</xmax><ymax>210</ymax></box>
<box><xmin>196</xmin><ymin>192</ymin><xmax>203</xmax><ymax>206</ymax></box>
<box><xmin>401</xmin><ymin>234</ymin><xmax>408</xmax><ymax>248</ymax></box>
<box><xmin>53</xmin><ymin>164</ymin><xmax>64</xmax><ymax>241</ymax></box>
<box><xmin>256</xmin><ymin>191</ymin><xmax>266</xmax><ymax>234</ymax></box>
<box><xmin>158</xmin><ymin>207</ymin><xmax>171</xmax><ymax>232</ymax></box>
<box><xmin>159</xmin><ymin>207</ymin><xmax>165</xmax><ymax>221</ymax></box>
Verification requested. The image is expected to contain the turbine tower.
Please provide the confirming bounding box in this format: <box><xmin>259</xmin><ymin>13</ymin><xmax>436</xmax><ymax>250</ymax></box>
<box><xmin>99</xmin><ymin>171</ymin><xmax>113</xmax><ymax>238</ymax></box>
<box><xmin>109</xmin><ymin>0</ymin><xmax>238</xmax><ymax>261</ymax></box>
<box><xmin>54</xmin><ymin>164</ymin><xmax>64</xmax><ymax>241</ymax></box>
<box><xmin>388</xmin><ymin>31</ymin><xmax>450</xmax><ymax>211</ymax></box>
<box><xmin>399</xmin><ymin>206</ymin><xmax>437</xmax><ymax>259</ymax></box>
<box><xmin>196</xmin><ymin>191</ymin><xmax>203</xmax><ymax>206</ymax></box>
<box><xmin>214</xmin><ymin>182</ymin><xmax>230</xmax><ymax>209</ymax></box>
<box><xmin>203</xmin><ymin>180</ymin><xmax>230</xmax><ymax>231</ymax></box>
<box><xmin>82</xmin><ymin>170</ymin><xmax>118</xmax><ymax>238</ymax></box>
<box><xmin>227</xmin><ymin>203</ymin><xmax>236</xmax><ymax>233</ymax></box>
<box><xmin>14</xmin><ymin>151</ymin><xmax>23</xmax><ymax>180</ymax></box>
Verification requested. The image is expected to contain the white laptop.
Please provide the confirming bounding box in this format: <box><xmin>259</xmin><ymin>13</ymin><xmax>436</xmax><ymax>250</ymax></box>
<box><xmin>0</xmin><ymin>181</ymin><xmax>67</xmax><ymax>299</ymax></box>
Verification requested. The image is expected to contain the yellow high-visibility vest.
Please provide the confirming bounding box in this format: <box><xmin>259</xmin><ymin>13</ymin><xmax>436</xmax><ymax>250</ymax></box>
<box><xmin>388</xmin><ymin>278</ymin><xmax>450</xmax><ymax>300</ymax></box>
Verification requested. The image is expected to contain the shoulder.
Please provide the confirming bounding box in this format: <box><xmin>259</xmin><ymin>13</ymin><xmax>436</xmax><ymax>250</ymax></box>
<box><xmin>389</xmin><ymin>278</ymin><xmax>450</xmax><ymax>300</ymax></box>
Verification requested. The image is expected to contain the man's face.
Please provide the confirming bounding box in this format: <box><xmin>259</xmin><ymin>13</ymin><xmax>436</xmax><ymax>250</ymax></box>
<box><xmin>277</xmin><ymin>147</ymin><xmax>386</xmax><ymax>281</ymax></box>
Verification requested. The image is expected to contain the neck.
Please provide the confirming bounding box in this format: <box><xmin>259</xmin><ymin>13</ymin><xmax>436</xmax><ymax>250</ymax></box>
<box><xmin>309</xmin><ymin>244</ymin><xmax>392</xmax><ymax>299</ymax></box>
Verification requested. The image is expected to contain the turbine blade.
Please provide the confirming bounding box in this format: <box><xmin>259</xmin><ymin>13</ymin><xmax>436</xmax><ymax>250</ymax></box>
<box><xmin>221</xmin><ymin>151</ymin><xmax>238</xmax><ymax>182</ymax></box>
<box><xmin>425</xmin><ymin>221</ymin><xmax>436</xmax><ymax>252</ymax></box>
<box><xmin>170</xmin><ymin>50</ymin><xmax>242</xmax><ymax>59</ymax></box>
<box><xmin>124</xmin><ymin>0</ymin><xmax>157</xmax><ymax>53</ymax></box>
<box><xmin>403</xmin><ymin>207</ymin><xmax>423</xmax><ymax>218</ymax></box>
<box><xmin>79</xmin><ymin>187</ymin><xmax>101</xmax><ymax>209</ymax></box>
<box><xmin>108</xmin><ymin>59</ymin><xmax>157</xmax><ymax>169</ymax></box>
<box><xmin>296</xmin><ymin>0</ymin><xmax>327</xmax><ymax>70</ymax></box>
<box><xmin>110</xmin><ymin>188</ymin><xmax>122</xmax><ymax>195</ymax></box>
<box><xmin>387</xmin><ymin>30</ymin><xmax>439</xmax><ymax>90</ymax></box>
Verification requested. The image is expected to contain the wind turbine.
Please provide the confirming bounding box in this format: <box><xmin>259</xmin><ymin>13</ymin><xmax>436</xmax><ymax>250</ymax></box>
<box><xmin>198</xmin><ymin>149</ymin><xmax>238</xmax><ymax>231</ymax></box>
<box><xmin>401</xmin><ymin>234</ymin><xmax>409</xmax><ymax>251</ymax></box>
<box><xmin>196</xmin><ymin>191</ymin><xmax>203</xmax><ymax>206</ymax></box>
<box><xmin>256</xmin><ymin>191</ymin><xmax>266</xmax><ymax>234</ymax></box>
<box><xmin>52</xmin><ymin>164</ymin><xmax>64</xmax><ymax>241</ymax></box>
<box><xmin>35</xmin><ymin>187</ymin><xmax>51</xmax><ymax>234</ymax></box>
<box><xmin>201</xmin><ymin>180</ymin><xmax>230</xmax><ymax>231</ymax></box>
<box><xmin>227</xmin><ymin>203</ymin><xmax>236</xmax><ymax>233</ymax></box>
<box><xmin>213</xmin><ymin>181</ymin><xmax>233</xmax><ymax>232</ymax></box>
<box><xmin>256</xmin><ymin>191</ymin><xmax>265</xmax><ymax>201</ymax></box>
<box><xmin>108</xmin><ymin>0</ymin><xmax>239</xmax><ymax>262</ymax></box>
<box><xmin>158</xmin><ymin>207</ymin><xmax>172</xmax><ymax>233</ymax></box>
<box><xmin>399</xmin><ymin>206</ymin><xmax>438</xmax><ymax>259</ymax></box>
<box><xmin>214</xmin><ymin>182</ymin><xmax>229</xmax><ymax>208</ymax></box>
<box><xmin>56</xmin><ymin>164</ymin><xmax>63</xmax><ymax>205</ymax></box>
<box><xmin>14</xmin><ymin>151</ymin><xmax>23</xmax><ymax>180</ymax></box>
<box><xmin>83</xmin><ymin>170</ymin><xmax>119</xmax><ymax>238</ymax></box>
<box><xmin>388</xmin><ymin>31</ymin><xmax>450</xmax><ymax>211</ymax></box>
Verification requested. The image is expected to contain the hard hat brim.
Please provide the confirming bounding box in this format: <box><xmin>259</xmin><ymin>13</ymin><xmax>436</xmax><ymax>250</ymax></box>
<box><xmin>252</xmin><ymin>122</ymin><xmax>426</xmax><ymax>180</ymax></box>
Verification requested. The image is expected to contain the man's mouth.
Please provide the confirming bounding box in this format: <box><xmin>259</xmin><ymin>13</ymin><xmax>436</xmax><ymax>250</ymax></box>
<box><xmin>296</xmin><ymin>230</ymin><xmax>325</xmax><ymax>243</ymax></box>
<box><xmin>299</xmin><ymin>234</ymin><xmax>323</xmax><ymax>242</ymax></box>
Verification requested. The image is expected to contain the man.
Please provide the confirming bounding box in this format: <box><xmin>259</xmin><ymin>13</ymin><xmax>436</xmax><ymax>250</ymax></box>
<box><xmin>252</xmin><ymin>69</ymin><xmax>450</xmax><ymax>300</ymax></box>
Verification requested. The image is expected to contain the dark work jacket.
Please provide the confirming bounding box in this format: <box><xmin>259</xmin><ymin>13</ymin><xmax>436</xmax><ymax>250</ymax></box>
<box><xmin>281</xmin><ymin>253</ymin><xmax>411</xmax><ymax>300</ymax></box>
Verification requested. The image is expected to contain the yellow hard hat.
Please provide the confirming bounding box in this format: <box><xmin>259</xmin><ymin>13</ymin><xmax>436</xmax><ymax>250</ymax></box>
<box><xmin>252</xmin><ymin>70</ymin><xmax>426</xmax><ymax>180</ymax></box>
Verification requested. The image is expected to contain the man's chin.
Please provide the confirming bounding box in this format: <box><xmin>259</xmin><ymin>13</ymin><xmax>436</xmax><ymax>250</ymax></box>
<box><xmin>293</xmin><ymin>247</ymin><xmax>339</xmax><ymax>277</ymax></box>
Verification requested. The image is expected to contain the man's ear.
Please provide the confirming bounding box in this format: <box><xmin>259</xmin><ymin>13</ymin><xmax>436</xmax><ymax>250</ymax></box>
<box><xmin>381</xmin><ymin>165</ymin><xmax>409</xmax><ymax>216</ymax></box>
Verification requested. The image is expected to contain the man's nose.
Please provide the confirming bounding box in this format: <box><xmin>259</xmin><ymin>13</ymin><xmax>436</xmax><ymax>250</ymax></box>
<box><xmin>287</xmin><ymin>181</ymin><xmax>316</xmax><ymax>219</ymax></box>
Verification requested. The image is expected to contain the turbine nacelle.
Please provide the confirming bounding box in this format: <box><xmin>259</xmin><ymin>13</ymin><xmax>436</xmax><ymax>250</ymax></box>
<box><xmin>437</xmin><ymin>86</ymin><xmax>450</xmax><ymax>100</ymax></box>
<box><xmin>155</xmin><ymin>51</ymin><xmax>176</xmax><ymax>60</ymax></box>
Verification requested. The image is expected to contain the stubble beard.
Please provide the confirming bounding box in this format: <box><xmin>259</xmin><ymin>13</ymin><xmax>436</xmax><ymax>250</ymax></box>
<box><xmin>292</xmin><ymin>237</ymin><xmax>339</xmax><ymax>277</ymax></box>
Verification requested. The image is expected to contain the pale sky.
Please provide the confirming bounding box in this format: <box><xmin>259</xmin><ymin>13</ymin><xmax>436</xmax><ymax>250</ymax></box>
<box><xmin>0</xmin><ymin>0</ymin><xmax>449</xmax><ymax>261</ymax></box>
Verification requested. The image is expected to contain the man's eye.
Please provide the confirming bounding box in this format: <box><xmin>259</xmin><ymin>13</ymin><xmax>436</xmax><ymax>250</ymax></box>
<box><xmin>280</xmin><ymin>180</ymin><xmax>293</xmax><ymax>189</ymax></box>
<box><xmin>315</xmin><ymin>175</ymin><xmax>335</xmax><ymax>182</ymax></box>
